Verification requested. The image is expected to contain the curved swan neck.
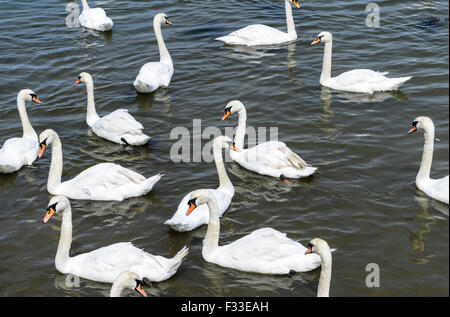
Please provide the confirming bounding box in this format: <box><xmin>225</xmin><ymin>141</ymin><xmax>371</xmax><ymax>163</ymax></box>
<box><xmin>84</xmin><ymin>78</ymin><xmax>100</xmax><ymax>126</ymax></box>
<box><xmin>317</xmin><ymin>251</ymin><xmax>332</xmax><ymax>297</ymax></box>
<box><xmin>203</xmin><ymin>196</ymin><xmax>220</xmax><ymax>254</ymax></box>
<box><xmin>80</xmin><ymin>0</ymin><xmax>90</xmax><ymax>11</ymax></box>
<box><xmin>214</xmin><ymin>141</ymin><xmax>233</xmax><ymax>193</ymax></box>
<box><xmin>56</xmin><ymin>207</ymin><xmax>72</xmax><ymax>271</ymax></box>
<box><xmin>48</xmin><ymin>135</ymin><xmax>63</xmax><ymax>193</ymax></box>
<box><xmin>234</xmin><ymin>107</ymin><xmax>247</xmax><ymax>150</ymax></box>
<box><xmin>109</xmin><ymin>284</ymin><xmax>123</xmax><ymax>297</ymax></box>
<box><xmin>17</xmin><ymin>93</ymin><xmax>37</xmax><ymax>141</ymax></box>
<box><xmin>154</xmin><ymin>18</ymin><xmax>172</xmax><ymax>66</ymax></box>
<box><xmin>320</xmin><ymin>40</ymin><xmax>333</xmax><ymax>84</ymax></box>
<box><xmin>417</xmin><ymin>124</ymin><xmax>435</xmax><ymax>182</ymax></box>
<box><xmin>285</xmin><ymin>0</ymin><xmax>297</xmax><ymax>39</ymax></box>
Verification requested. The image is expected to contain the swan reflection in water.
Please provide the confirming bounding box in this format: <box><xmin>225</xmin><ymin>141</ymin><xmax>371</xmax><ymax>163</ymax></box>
<box><xmin>135</xmin><ymin>88</ymin><xmax>173</xmax><ymax>115</ymax></box>
<box><xmin>78</xmin><ymin>26</ymin><xmax>113</xmax><ymax>46</ymax></box>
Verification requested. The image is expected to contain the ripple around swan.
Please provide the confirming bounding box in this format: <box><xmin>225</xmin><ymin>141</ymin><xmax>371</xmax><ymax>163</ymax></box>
<box><xmin>0</xmin><ymin>0</ymin><xmax>448</xmax><ymax>297</ymax></box>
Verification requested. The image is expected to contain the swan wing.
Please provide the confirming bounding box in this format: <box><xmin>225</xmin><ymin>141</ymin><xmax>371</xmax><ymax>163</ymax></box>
<box><xmin>216</xmin><ymin>24</ymin><xmax>290</xmax><ymax>46</ymax></box>
<box><xmin>79</xmin><ymin>8</ymin><xmax>113</xmax><ymax>31</ymax></box>
<box><xmin>92</xmin><ymin>109</ymin><xmax>145</xmax><ymax>141</ymax></box>
<box><xmin>134</xmin><ymin>62</ymin><xmax>174</xmax><ymax>93</ymax></box>
<box><xmin>0</xmin><ymin>137</ymin><xmax>38</xmax><ymax>173</ymax></box>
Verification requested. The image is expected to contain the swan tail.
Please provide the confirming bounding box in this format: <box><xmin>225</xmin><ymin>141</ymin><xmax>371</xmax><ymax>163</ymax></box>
<box><xmin>389</xmin><ymin>76</ymin><xmax>412</xmax><ymax>89</ymax></box>
<box><xmin>168</xmin><ymin>246</ymin><xmax>189</xmax><ymax>272</ymax></box>
<box><xmin>121</xmin><ymin>133</ymin><xmax>151</xmax><ymax>146</ymax></box>
<box><xmin>141</xmin><ymin>174</ymin><xmax>162</xmax><ymax>193</ymax></box>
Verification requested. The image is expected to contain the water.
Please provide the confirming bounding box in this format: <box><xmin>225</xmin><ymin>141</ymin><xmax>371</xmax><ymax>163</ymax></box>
<box><xmin>0</xmin><ymin>0</ymin><xmax>448</xmax><ymax>297</ymax></box>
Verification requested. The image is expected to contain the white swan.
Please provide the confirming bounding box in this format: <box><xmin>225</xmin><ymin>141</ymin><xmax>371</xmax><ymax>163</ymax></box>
<box><xmin>222</xmin><ymin>100</ymin><xmax>317</xmax><ymax>182</ymax></box>
<box><xmin>305</xmin><ymin>238</ymin><xmax>332</xmax><ymax>297</ymax></box>
<box><xmin>43</xmin><ymin>196</ymin><xmax>189</xmax><ymax>284</ymax></box>
<box><xmin>216</xmin><ymin>0</ymin><xmax>300</xmax><ymax>46</ymax></box>
<box><xmin>164</xmin><ymin>136</ymin><xmax>239</xmax><ymax>232</ymax></box>
<box><xmin>133</xmin><ymin>13</ymin><xmax>174</xmax><ymax>93</ymax></box>
<box><xmin>311</xmin><ymin>31</ymin><xmax>412</xmax><ymax>94</ymax></box>
<box><xmin>79</xmin><ymin>0</ymin><xmax>113</xmax><ymax>32</ymax></box>
<box><xmin>110</xmin><ymin>272</ymin><xmax>150</xmax><ymax>297</ymax></box>
<box><xmin>76</xmin><ymin>72</ymin><xmax>150</xmax><ymax>146</ymax></box>
<box><xmin>38</xmin><ymin>129</ymin><xmax>161</xmax><ymax>201</ymax></box>
<box><xmin>185</xmin><ymin>189</ymin><xmax>321</xmax><ymax>275</ymax></box>
<box><xmin>408</xmin><ymin>116</ymin><xmax>449</xmax><ymax>204</ymax></box>
<box><xmin>0</xmin><ymin>89</ymin><xmax>41</xmax><ymax>174</ymax></box>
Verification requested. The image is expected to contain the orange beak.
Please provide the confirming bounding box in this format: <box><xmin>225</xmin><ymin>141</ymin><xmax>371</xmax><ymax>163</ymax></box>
<box><xmin>311</xmin><ymin>37</ymin><xmax>321</xmax><ymax>46</ymax></box>
<box><xmin>222</xmin><ymin>110</ymin><xmax>231</xmax><ymax>121</ymax></box>
<box><xmin>230</xmin><ymin>144</ymin><xmax>241</xmax><ymax>152</ymax></box>
<box><xmin>43</xmin><ymin>207</ymin><xmax>55</xmax><ymax>224</ymax></box>
<box><xmin>283</xmin><ymin>178</ymin><xmax>290</xmax><ymax>184</ymax></box>
<box><xmin>408</xmin><ymin>126</ymin><xmax>417</xmax><ymax>134</ymax></box>
<box><xmin>75</xmin><ymin>79</ymin><xmax>81</xmax><ymax>84</ymax></box>
<box><xmin>293</xmin><ymin>0</ymin><xmax>300</xmax><ymax>8</ymax></box>
<box><xmin>305</xmin><ymin>248</ymin><xmax>312</xmax><ymax>255</ymax></box>
<box><xmin>135</xmin><ymin>283</ymin><xmax>147</xmax><ymax>297</ymax></box>
<box><xmin>186</xmin><ymin>202</ymin><xmax>196</xmax><ymax>216</ymax></box>
<box><xmin>32</xmin><ymin>96</ymin><xmax>42</xmax><ymax>103</ymax></box>
<box><xmin>38</xmin><ymin>144</ymin><xmax>46</xmax><ymax>158</ymax></box>
<box><xmin>166</xmin><ymin>19</ymin><xmax>173</xmax><ymax>25</ymax></box>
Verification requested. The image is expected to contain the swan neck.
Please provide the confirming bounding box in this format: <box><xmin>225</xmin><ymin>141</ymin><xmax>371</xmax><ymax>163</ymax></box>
<box><xmin>320</xmin><ymin>41</ymin><xmax>332</xmax><ymax>84</ymax></box>
<box><xmin>214</xmin><ymin>141</ymin><xmax>233</xmax><ymax>193</ymax></box>
<box><xmin>110</xmin><ymin>283</ymin><xmax>124</xmax><ymax>297</ymax></box>
<box><xmin>17</xmin><ymin>94</ymin><xmax>37</xmax><ymax>140</ymax></box>
<box><xmin>234</xmin><ymin>108</ymin><xmax>247</xmax><ymax>150</ymax></box>
<box><xmin>154</xmin><ymin>19</ymin><xmax>172</xmax><ymax>66</ymax></box>
<box><xmin>317</xmin><ymin>251</ymin><xmax>332</xmax><ymax>297</ymax></box>
<box><xmin>80</xmin><ymin>0</ymin><xmax>90</xmax><ymax>11</ymax></box>
<box><xmin>48</xmin><ymin>136</ymin><xmax>63</xmax><ymax>193</ymax></box>
<box><xmin>417</xmin><ymin>126</ymin><xmax>435</xmax><ymax>181</ymax></box>
<box><xmin>56</xmin><ymin>208</ymin><xmax>72</xmax><ymax>271</ymax></box>
<box><xmin>285</xmin><ymin>0</ymin><xmax>297</xmax><ymax>39</ymax></box>
<box><xmin>85</xmin><ymin>79</ymin><xmax>100</xmax><ymax>126</ymax></box>
<box><xmin>203</xmin><ymin>197</ymin><xmax>220</xmax><ymax>254</ymax></box>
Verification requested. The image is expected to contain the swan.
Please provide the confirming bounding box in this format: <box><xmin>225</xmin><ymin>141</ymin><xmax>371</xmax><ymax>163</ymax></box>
<box><xmin>164</xmin><ymin>136</ymin><xmax>239</xmax><ymax>232</ymax></box>
<box><xmin>305</xmin><ymin>238</ymin><xmax>332</xmax><ymax>297</ymax></box>
<box><xmin>38</xmin><ymin>129</ymin><xmax>161</xmax><ymax>201</ymax></box>
<box><xmin>0</xmin><ymin>89</ymin><xmax>41</xmax><ymax>174</ymax></box>
<box><xmin>221</xmin><ymin>100</ymin><xmax>317</xmax><ymax>182</ymax></box>
<box><xmin>185</xmin><ymin>189</ymin><xmax>322</xmax><ymax>275</ymax></box>
<box><xmin>408</xmin><ymin>116</ymin><xmax>449</xmax><ymax>204</ymax></box>
<box><xmin>216</xmin><ymin>0</ymin><xmax>300</xmax><ymax>46</ymax></box>
<box><xmin>133</xmin><ymin>13</ymin><xmax>174</xmax><ymax>93</ymax></box>
<box><xmin>76</xmin><ymin>72</ymin><xmax>150</xmax><ymax>146</ymax></box>
<box><xmin>78</xmin><ymin>0</ymin><xmax>113</xmax><ymax>32</ymax></box>
<box><xmin>311</xmin><ymin>31</ymin><xmax>412</xmax><ymax>94</ymax></box>
<box><xmin>110</xmin><ymin>272</ymin><xmax>151</xmax><ymax>297</ymax></box>
<box><xmin>43</xmin><ymin>196</ymin><xmax>189</xmax><ymax>284</ymax></box>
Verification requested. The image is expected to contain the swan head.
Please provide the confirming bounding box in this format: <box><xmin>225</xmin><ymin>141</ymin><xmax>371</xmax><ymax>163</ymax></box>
<box><xmin>18</xmin><ymin>89</ymin><xmax>42</xmax><ymax>104</ymax></box>
<box><xmin>186</xmin><ymin>189</ymin><xmax>215</xmax><ymax>216</ymax></box>
<box><xmin>75</xmin><ymin>72</ymin><xmax>93</xmax><ymax>85</ymax></box>
<box><xmin>38</xmin><ymin>129</ymin><xmax>59</xmax><ymax>158</ymax></box>
<box><xmin>289</xmin><ymin>0</ymin><xmax>300</xmax><ymax>8</ymax></box>
<box><xmin>43</xmin><ymin>196</ymin><xmax>70</xmax><ymax>224</ymax></box>
<box><xmin>311</xmin><ymin>32</ymin><xmax>332</xmax><ymax>46</ymax></box>
<box><xmin>408</xmin><ymin>116</ymin><xmax>434</xmax><ymax>134</ymax></box>
<box><xmin>154</xmin><ymin>13</ymin><xmax>172</xmax><ymax>26</ymax></box>
<box><xmin>305</xmin><ymin>238</ymin><xmax>331</xmax><ymax>257</ymax></box>
<box><xmin>214</xmin><ymin>135</ymin><xmax>240</xmax><ymax>152</ymax></box>
<box><xmin>113</xmin><ymin>272</ymin><xmax>151</xmax><ymax>297</ymax></box>
<box><xmin>222</xmin><ymin>100</ymin><xmax>245</xmax><ymax>120</ymax></box>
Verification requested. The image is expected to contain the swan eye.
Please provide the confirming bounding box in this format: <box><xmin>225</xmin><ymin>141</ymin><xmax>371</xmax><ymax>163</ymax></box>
<box><xmin>412</xmin><ymin>121</ymin><xmax>418</xmax><ymax>127</ymax></box>
<box><xmin>308</xmin><ymin>242</ymin><xmax>314</xmax><ymax>249</ymax></box>
<box><xmin>187</xmin><ymin>198</ymin><xmax>197</xmax><ymax>207</ymax></box>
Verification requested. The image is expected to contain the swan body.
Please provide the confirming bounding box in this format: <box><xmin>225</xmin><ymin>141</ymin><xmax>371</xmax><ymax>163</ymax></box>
<box><xmin>216</xmin><ymin>0</ymin><xmax>300</xmax><ymax>46</ymax></box>
<box><xmin>186</xmin><ymin>189</ymin><xmax>322</xmax><ymax>275</ymax></box>
<box><xmin>222</xmin><ymin>100</ymin><xmax>317</xmax><ymax>180</ymax></box>
<box><xmin>79</xmin><ymin>0</ymin><xmax>113</xmax><ymax>32</ymax></box>
<box><xmin>409</xmin><ymin>116</ymin><xmax>449</xmax><ymax>204</ymax></box>
<box><xmin>311</xmin><ymin>31</ymin><xmax>412</xmax><ymax>94</ymax></box>
<box><xmin>305</xmin><ymin>238</ymin><xmax>332</xmax><ymax>297</ymax></box>
<box><xmin>76</xmin><ymin>72</ymin><xmax>150</xmax><ymax>145</ymax></box>
<box><xmin>134</xmin><ymin>13</ymin><xmax>174</xmax><ymax>93</ymax></box>
<box><xmin>164</xmin><ymin>136</ymin><xmax>237</xmax><ymax>232</ymax></box>
<box><xmin>38</xmin><ymin>129</ymin><xmax>161</xmax><ymax>201</ymax></box>
<box><xmin>0</xmin><ymin>89</ymin><xmax>41</xmax><ymax>174</ymax></box>
<box><xmin>43</xmin><ymin>196</ymin><xmax>189</xmax><ymax>284</ymax></box>
<box><xmin>110</xmin><ymin>272</ymin><xmax>150</xmax><ymax>297</ymax></box>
